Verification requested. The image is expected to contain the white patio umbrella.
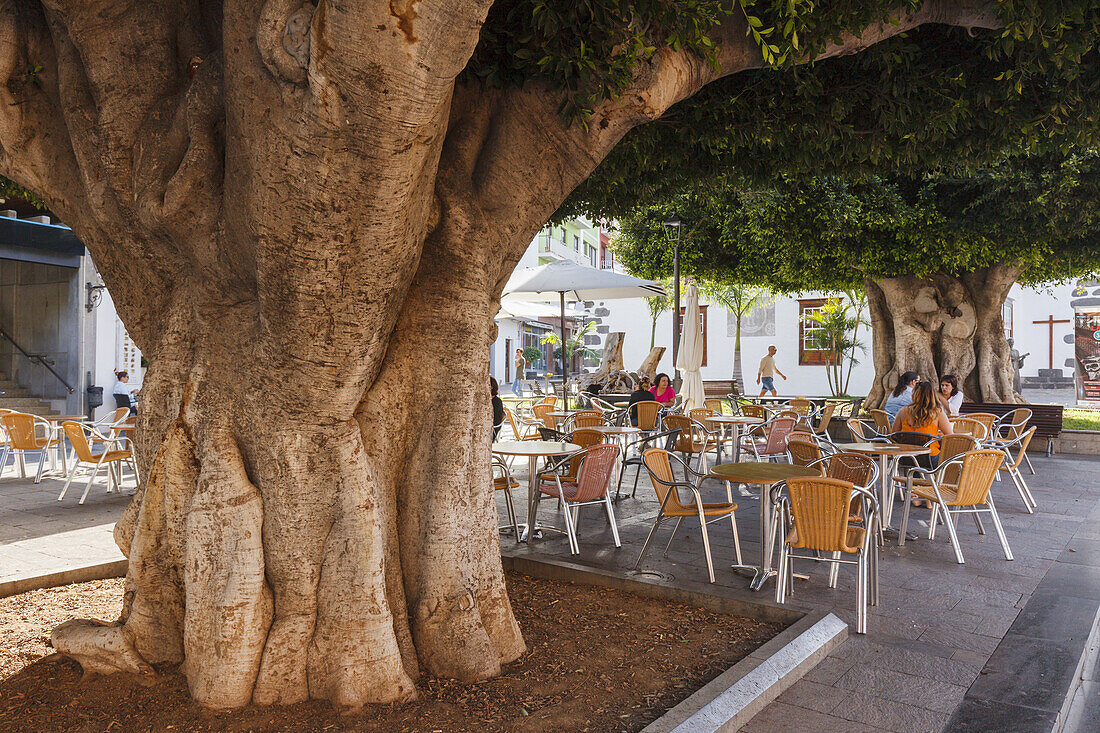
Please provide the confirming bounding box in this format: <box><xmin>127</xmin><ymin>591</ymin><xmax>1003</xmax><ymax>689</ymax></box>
<box><xmin>502</xmin><ymin>259</ymin><xmax>666</xmax><ymax>393</ymax></box>
<box><xmin>675</xmin><ymin>282</ymin><xmax>705</xmax><ymax>412</ymax></box>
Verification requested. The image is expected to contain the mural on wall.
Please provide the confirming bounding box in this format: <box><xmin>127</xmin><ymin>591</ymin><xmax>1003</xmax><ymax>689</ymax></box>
<box><xmin>1074</xmin><ymin>308</ymin><xmax>1100</xmax><ymax>404</ymax></box>
<box><xmin>730</xmin><ymin>301</ymin><xmax>775</xmax><ymax>338</ymax></box>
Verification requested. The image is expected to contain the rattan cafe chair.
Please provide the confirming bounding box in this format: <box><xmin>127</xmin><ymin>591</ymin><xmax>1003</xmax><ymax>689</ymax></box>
<box><xmin>773</xmin><ymin>476</ymin><xmax>880</xmax><ymax>633</ymax></box>
<box><xmin>898</xmin><ymin>449</ymin><xmax>1012</xmax><ymax>564</ymax></box>
<box><xmin>636</xmin><ymin>448</ymin><xmax>743</xmax><ymax>583</ymax></box>
<box><xmin>1</xmin><ymin>412</ymin><xmax>62</xmax><ymax>484</ymax></box>
<box><xmin>537</xmin><ymin>443</ymin><xmax>622</xmax><ymax>555</ymax></box>
<box><xmin>991</xmin><ymin>426</ymin><xmax>1038</xmax><ymax>513</ymax></box>
<box><xmin>57</xmin><ymin>421</ymin><xmax>134</xmax><ymax>504</ymax></box>
<box><xmin>663</xmin><ymin>414</ymin><xmax>720</xmax><ymax>474</ymax></box>
<box><xmin>870</xmin><ymin>409</ymin><xmax>892</xmax><ymax>435</ymax></box>
<box><xmin>949</xmin><ymin>416</ymin><xmax>988</xmax><ymax>441</ymax></box>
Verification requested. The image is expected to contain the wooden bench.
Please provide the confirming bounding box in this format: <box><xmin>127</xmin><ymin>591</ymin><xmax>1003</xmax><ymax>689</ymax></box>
<box><xmin>704</xmin><ymin>379</ymin><xmax>742</xmax><ymax>397</ymax></box>
<box><xmin>959</xmin><ymin>401</ymin><xmax>1064</xmax><ymax>455</ymax></box>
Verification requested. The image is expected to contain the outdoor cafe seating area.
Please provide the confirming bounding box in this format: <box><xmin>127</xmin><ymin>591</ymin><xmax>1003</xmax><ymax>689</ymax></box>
<box><xmin>0</xmin><ymin>407</ymin><xmax>137</xmax><ymax>505</ymax></box>
<box><xmin>492</xmin><ymin>391</ymin><xmax>1041</xmax><ymax>634</ymax></box>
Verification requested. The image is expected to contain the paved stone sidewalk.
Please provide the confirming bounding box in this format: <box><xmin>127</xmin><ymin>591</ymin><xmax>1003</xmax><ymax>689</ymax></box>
<box><xmin>0</xmin><ymin>456</ymin><xmax>132</xmax><ymax>596</ymax></box>
<box><xmin>499</xmin><ymin>451</ymin><xmax>1100</xmax><ymax>732</ymax></box>
<box><xmin>4</xmin><ymin>441</ymin><xmax>1098</xmax><ymax>731</ymax></box>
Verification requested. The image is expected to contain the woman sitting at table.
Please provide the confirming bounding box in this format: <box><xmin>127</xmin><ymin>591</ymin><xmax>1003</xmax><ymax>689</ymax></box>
<box><xmin>937</xmin><ymin>374</ymin><xmax>964</xmax><ymax>416</ymax></box>
<box><xmin>491</xmin><ymin>377</ymin><xmax>505</xmax><ymax>441</ymax></box>
<box><xmin>893</xmin><ymin>381</ymin><xmax>953</xmax><ymax>505</ymax></box>
<box><xmin>651</xmin><ymin>373</ymin><xmax>675</xmax><ymax>406</ymax></box>
<box><xmin>884</xmin><ymin>370</ymin><xmax>919</xmax><ymax>421</ymax></box>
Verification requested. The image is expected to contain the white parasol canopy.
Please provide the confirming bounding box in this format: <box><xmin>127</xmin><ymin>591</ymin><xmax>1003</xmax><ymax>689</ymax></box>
<box><xmin>502</xmin><ymin>260</ymin><xmax>666</xmax><ymax>391</ymax></box>
<box><xmin>502</xmin><ymin>259</ymin><xmax>667</xmax><ymax>304</ymax></box>
<box><xmin>675</xmin><ymin>282</ymin><xmax>706</xmax><ymax>412</ymax></box>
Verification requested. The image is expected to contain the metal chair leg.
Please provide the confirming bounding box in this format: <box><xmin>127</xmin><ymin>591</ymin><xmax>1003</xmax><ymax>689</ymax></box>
<box><xmin>33</xmin><ymin>449</ymin><xmax>46</xmax><ymax>483</ymax></box>
<box><xmin>941</xmin><ymin>505</ymin><xmax>966</xmax><ymax>564</ymax></box>
<box><xmin>987</xmin><ymin>498</ymin><xmax>1014</xmax><ymax>561</ymax></box>
<box><xmin>972</xmin><ymin>513</ymin><xmax>986</xmax><ymax>535</ymax></box>
<box><xmin>663</xmin><ymin>517</ymin><xmax>684</xmax><ymax>557</ymax></box>
<box><xmin>635</xmin><ymin>515</ymin><xmax>664</xmax><ymax>570</ymax></box>
<box><xmin>561</xmin><ymin>498</ymin><xmax>580</xmax><ymax>555</ymax></box>
<box><xmin>1008</xmin><ymin>469</ymin><xmax>1035</xmax><ymax>514</ymax></box>
<box><xmin>899</xmin><ymin>483</ymin><xmax>914</xmax><ymax>547</ymax></box>
<box><xmin>57</xmin><ymin>459</ymin><xmax>80</xmax><ymax>501</ymax></box>
<box><xmin>604</xmin><ymin>494</ymin><xmax>621</xmax><ymax>547</ymax></box>
<box><xmin>697</xmin><ymin>504</ymin><xmax>716</xmax><ymax>583</ymax></box>
<box><xmin>828</xmin><ymin>551</ymin><xmax>841</xmax><ymax>588</ymax></box>
<box><xmin>775</xmin><ymin>543</ymin><xmax>788</xmax><ymax>603</ymax></box>
<box><xmin>79</xmin><ymin>461</ymin><xmax>105</xmax><ymax>505</ymax></box>
<box><xmin>1013</xmin><ymin>468</ymin><xmax>1037</xmax><ymax>510</ymax></box>
<box><xmin>1023</xmin><ymin>452</ymin><xmax>1035</xmax><ymax>475</ymax></box>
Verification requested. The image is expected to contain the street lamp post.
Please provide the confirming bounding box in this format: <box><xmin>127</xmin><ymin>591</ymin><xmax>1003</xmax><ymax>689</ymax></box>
<box><xmin>662</xmin><ymin>214</ymin><xmax>682</xmax><ymax>383</ymax></box>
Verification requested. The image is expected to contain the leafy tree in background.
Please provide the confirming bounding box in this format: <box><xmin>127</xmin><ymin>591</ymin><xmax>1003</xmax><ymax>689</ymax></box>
<box><xmin>698</xmin><ymin>280</ymin><xmax>771</xmax><ymax>391</ymax></box>
<box><xmin>2</xmin><ymin>0</ymin><xmax>1099</xmax><ymax>709</ymax></box>
<box><xmin>612</xmin><ymin>152</ymin><xmax>1100</xmax><ymax>405</ymax></box>
<box><xmin>646</xmin><ymin>278</ymin><xmax>673</xmax><ymax>349</ymax></box>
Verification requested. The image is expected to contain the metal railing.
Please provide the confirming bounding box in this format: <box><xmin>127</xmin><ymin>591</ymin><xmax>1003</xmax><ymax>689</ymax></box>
<box><xmin>0</xmin><ymin>325</ymin><xmax>75</xmax><ymax>394</ymax></box>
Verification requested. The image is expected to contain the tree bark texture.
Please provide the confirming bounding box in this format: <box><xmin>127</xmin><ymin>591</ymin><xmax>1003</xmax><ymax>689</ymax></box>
<box><xmin>864</xmin><ymin>264</ymin><xmax>1025</xmax><ymax>408</ymax></box>
<box><xmin>0</xmin><ymin>0</ymin><xmax>1001</xmax><ymax>709</ymax></box>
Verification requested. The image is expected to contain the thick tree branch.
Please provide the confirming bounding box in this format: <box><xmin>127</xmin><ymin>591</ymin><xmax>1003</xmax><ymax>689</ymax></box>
<box><xmin>458</xmin><ymin>0</ymin><xmax>1003</xmax><ymax>288</ymax></box>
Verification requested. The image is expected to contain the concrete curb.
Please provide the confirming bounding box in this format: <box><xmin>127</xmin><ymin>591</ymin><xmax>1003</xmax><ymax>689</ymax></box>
<box><xmin>500</xmin><ymin>554</ymin><xmax>848</xmax><ymax>732</ymax></box>
<box><xmin>0</xmin><ymin>559</ymin><xmax>127</xmax><ymax>599</ymax></box>
<box><xmin>643</xmin><ymin>612</ymin><xmax>847</xmax><ymax>733</ymax></box>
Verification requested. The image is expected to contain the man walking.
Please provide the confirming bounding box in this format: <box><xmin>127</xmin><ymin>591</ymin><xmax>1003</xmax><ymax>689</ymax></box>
<box><xmin>512</xmin><ymin>348</ymin><xmax>526</xmax><ymax>394</ymax></box>
<box><xmin>757</xmin><ymin>345</ymin><xmax>787</xmax><ymax>396</ymax></box>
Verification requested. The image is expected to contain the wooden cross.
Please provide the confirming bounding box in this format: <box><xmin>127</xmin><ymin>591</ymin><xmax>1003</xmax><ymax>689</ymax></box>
<box><xmin>1032</xmin><ymin>315</ymin><xmax>1071</xmax><ymax>369</ymax></box>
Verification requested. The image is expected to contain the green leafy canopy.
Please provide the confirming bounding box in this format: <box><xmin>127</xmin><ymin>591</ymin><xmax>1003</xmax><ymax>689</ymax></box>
<box><xmin>554</xmin><ymin>2</ymin><xmax>1100</xmax><ymax>218</ymax></box>
<box><xmin>611</xmin><ymin>151</ymin><xmax>1100</xmax><ymax>291</ymax></box>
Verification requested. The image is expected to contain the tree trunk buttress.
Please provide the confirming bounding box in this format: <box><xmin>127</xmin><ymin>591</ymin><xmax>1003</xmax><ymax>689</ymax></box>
<box><xmin>864</xmin><ymin>265</ymin><xmax>1024</xmax><ymax>408</ymax></box>
<box><xmin>2</xmin><ymin>0</ymin><xmax>1004</xmax><ymax>711</ymax></box>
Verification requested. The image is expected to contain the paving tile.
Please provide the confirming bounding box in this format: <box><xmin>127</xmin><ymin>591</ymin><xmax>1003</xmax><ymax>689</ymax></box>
<box><xmin>967</xmin><ymin>635</ymin><xmax>1080</xmax><ymax>713</ymax></box>
<box><xmin>738</xmin><ymin>701</ymin><xmax>882</xmax><ymax>733</ymax></box>
<box><xmin>831</xmin><ymin>690</ymin><xmax>948</xmax><ymax>732</ymax></box>
<box><xmin>918</xmin><ymin>626</ymin><xmax>1002</xmax><ymax>656</ymax></box>
<box><xmin>944</xmin><ymin>698</ymin><xmax>1058</xmax><ymax>732</ymax></box>
<box><xmin>1007</xmin><ymin>591</ymin><xmax>1100</xmax><ymax>644</ymax></box>
<box><xmin>773</xmin><ymin>678</ymin><xmax>851</xmax><ymax>714</ymax></box>
<box><xmin>1034</xmin><ymin>560</ymin><xmax>1100</xmax><ymax>600</ymax></box>
<box><xmin>1059</xmin><ymin>537</ymin><xmax>1100</xmax><ymax>566</ymax></box>
<box><xmin>834</xmin><ymin>664</ymin><xmax>968</xmax><ymax>713</ymax></box>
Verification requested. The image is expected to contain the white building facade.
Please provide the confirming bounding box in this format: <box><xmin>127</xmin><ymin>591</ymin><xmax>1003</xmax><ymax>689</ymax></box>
<box><xmin>491</xmin><ymin>223</ymin><xmax>1084</xmax><ymax>401</ymax></box>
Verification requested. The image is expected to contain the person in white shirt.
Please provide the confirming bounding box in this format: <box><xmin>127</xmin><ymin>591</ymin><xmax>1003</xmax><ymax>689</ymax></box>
<box><xmin>937</xmin><ymin>374</ymin><xmax>964</xmax><ymax>417</ymax></box>
<box><xmin>112</xmin><ymin>370</ymin><xmax>139</xmax><ymax>412</ymax></box>
<box><xmin>757</xmin><ymin>345</ymin><xmax>787</xmax><ymax>396</ymax></box>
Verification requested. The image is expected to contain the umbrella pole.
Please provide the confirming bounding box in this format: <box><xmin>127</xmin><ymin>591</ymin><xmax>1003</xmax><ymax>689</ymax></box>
<box><xmin>560</xmin><ymin>291</ymin><xmax>568</xmax><ymax>408</ymax></box>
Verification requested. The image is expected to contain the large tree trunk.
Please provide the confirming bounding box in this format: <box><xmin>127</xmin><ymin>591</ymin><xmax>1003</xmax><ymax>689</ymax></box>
<box><xmin>0</xmin><ymin>0</ymin><xmax>1001</xmax><ymax>710</ymax></box>
<box><xmin>864</xmin><ymin>264</ymin><xmax>1024</xmax><ymax>408</ymax></box>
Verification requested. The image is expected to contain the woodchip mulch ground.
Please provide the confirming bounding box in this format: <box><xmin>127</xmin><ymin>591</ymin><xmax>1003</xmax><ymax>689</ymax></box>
<box><xmin>0</xmin><ymin>573</ymin><xmax>781</xmax><ymax>732</ymax></box>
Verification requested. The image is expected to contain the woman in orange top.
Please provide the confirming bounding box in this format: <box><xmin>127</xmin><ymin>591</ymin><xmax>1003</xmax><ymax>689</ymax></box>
<box><xmin>893</xmin><ymin>381</ymin><xmax>953</xmax><ymax>508</ymax></box>
<box><xmin>892</xmin><ymin>381</ymin><xmax>953</xmax><ymax>459</ymax></box>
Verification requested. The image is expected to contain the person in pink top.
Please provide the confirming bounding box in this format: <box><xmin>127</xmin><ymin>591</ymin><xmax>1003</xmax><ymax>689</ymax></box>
<box><xmin>651</xmin><ymin>372</ymin><xmax>676</xmax><ymax>405</ymax></box>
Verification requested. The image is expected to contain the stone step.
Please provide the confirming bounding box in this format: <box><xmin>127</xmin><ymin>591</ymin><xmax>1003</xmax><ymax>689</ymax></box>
<box><xmin>0</xmin><ymin>397</ymin><xmax>59</xmax><ymax>415</ymax></box>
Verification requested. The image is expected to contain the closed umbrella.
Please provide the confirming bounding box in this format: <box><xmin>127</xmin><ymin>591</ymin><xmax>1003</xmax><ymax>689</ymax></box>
<box><xmin>503</xmin><ymin>260</ymin><xmax>666</xmax><ymax>396</ymax></box>
<box><xmin>676</xmin><ymin>282</ymin><xmax>705</xmax><ymax>412</ymax></box>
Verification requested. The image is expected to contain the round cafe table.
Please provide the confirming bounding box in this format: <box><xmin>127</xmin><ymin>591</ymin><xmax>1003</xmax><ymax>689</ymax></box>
<box><xmin>703</xmin><ymin>415</ymin><xmax>764</xmax><ymax>463</ymax></box>
<box><xmin>491</xmin><ymin>440</ymin><xmax>582</xmax><ymax>543</ymax></box>
<box><xmin>709</xmin><ymin>461</ymin><xmax>821</xmax><ymax>591</ymax></box>
<box><xmin>831</xmin><ymin>442</ymin><xmax>931</xmax><ymax>530</ymax></box>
